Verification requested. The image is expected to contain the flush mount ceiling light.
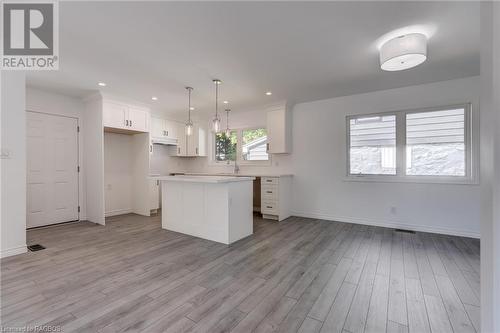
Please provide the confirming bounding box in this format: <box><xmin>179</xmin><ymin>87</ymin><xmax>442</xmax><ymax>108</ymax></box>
<box><xmin>223</xmin><ymin>100</ymin><xmax>229</xmax><ymax>104</ymax></box>
<box><xmin>189</xmin><ymin>106</ymin><xmax>195</xmax><ymax>111</ymax></box>
<box><xmin>380</xmin><ymin>33</ymin><xmax>427</xmax><ymax>71</ymax></box>
<box><xmin>151</xmin><ymin>96</ymin><xmax>158</xmax><ymax>101</ymax></box>
<box><xmin>98</xmin><ymin>82</ymin><xmax>107</xmax><ymax>87</ymax></box>
<box><xmin>185</xmin><ymin>87</ymin><xmax>194</xmax><ymax>136</ymax></box>
<box><xmin>211</xmin><ymin>79</ymin><xmax>222</xmax><ymax>133</ymax></box>
<box><xmin>265</xmin><ymin>91</ymin><xmax>272</xmax><ymax>96</ymax></box>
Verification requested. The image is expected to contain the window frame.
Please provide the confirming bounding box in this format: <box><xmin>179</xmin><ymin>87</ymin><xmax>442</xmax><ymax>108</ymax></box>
<box><xmin>210</xmin><ymin>126</ymin><xmax>272</xmax><ymax>166</ymax></box>
<box><xmin>346</xmin><ymin>103</ymin><xmax>475</xmax><ymax>184</ymax></box>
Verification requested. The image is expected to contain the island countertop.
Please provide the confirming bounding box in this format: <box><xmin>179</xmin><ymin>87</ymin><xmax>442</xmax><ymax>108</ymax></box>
<box><xmin>152</xmin><ymin>175</ymin><xmax>255</xmax><ymax>183</ymax></box>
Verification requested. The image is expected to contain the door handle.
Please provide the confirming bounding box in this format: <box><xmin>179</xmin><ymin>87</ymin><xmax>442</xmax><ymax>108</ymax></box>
<box><xmin>166</xmin><ymin>130</ymin><xmax>168</xmax><ymax>136</ymax></box>
<box><xmin>126</xmin><ymin>119</ymin><xmax>129</xmax><ymax>126</ymax></box>
<box><xmin>150</xmin><ymin>145</ymin><xmax>153</xmax><ymax>153</ymax></box>
<box><xmin>196</xmin><ymin>147</ymin><xmax>199</xmax><ymax>155</ymax></box>
<box><xmin>130</xmin><ymin>120</ymin><xmax>133</xmax><ymax>127</ymax></box>
<box><xmin>178</xmin><ymin>147</ymin><xmax>180</xmax><ymax>154</ymax></box>
<box><xmin>266</xmin><ymin>143</ymin><xmax>270</xmax><ymax>152</ymax></box>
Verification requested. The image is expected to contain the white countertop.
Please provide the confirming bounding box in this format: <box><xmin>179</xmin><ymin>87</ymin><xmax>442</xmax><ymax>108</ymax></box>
<box><xmin>153</xmin><ymin>175</ymin><xmax>255</xmax><ymax>183</ymax></box>
<box><xmin>177</xmin><ymin>172</ymin><xmax>293</xmax><ymax>178</ymax></box>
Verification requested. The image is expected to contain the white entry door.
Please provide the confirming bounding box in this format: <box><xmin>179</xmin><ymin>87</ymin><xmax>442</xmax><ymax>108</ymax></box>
<box><xmin>26</xmin><ymin>112</ymin><xmax>79</xmax><ymax>228</ymax></box>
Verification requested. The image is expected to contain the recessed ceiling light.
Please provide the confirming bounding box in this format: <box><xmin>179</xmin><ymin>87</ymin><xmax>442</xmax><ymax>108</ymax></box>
<box><xmin>190</xmin><ymin>107</ymin><xmax>195</xmax><ymax>111</ymax></box>
<box><xmin>223</xmin><ymin>100</ymin><xmax>229</xmax><ymax>104</ymax></box>
<box><xmin>98</xmin><ymin>82</ymin><xmax>107</xmax><ymax>87</ymax></box>
<box><xmin>265</xmin><ymin>91</ymin><xmax>272</xmax><ymax>96</ymax></box>
<box><xmin>151</xmin><ymin>96</ymin><xmax>158</xmax><ymax>101</ymax></box>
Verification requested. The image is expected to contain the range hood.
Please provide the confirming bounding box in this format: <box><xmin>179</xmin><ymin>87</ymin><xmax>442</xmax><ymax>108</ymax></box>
<box><xmin>151</xmin><ymin>137</ymin><xmax>178</xmax><ymax>145</ymax></box>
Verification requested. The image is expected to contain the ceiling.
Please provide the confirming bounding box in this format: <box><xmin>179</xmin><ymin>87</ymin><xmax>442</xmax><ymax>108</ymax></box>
<box><xmin>27</xmin><ymin>1</ymin><xmax>480</xmax><ymax>117</ymax></box>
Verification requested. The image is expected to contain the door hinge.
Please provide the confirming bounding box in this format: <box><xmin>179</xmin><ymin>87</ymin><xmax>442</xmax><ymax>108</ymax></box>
<box><xmin>78</xmin><ymin>206</ymin><xmax>81</xmax><ymax>213</ymax></box>
<box><xmin>77</xmin><ymin>166</ymin><xmax>80</xmax><ymax>172</ymax></box>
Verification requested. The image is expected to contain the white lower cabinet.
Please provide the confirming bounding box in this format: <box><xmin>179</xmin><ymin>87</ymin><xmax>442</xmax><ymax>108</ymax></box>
<box><xmin>260</xmin><ymin>176</ymin><xmax>292</xmax><ymax>221</ymax></box>
<box><xmin>149</xmin><ymin>179</ymin><xmax>160</xmax><ymax>212</ymax></box>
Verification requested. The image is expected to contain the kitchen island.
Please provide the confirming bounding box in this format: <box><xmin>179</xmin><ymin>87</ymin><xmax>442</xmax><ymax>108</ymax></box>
<box><xmin>155</xmin><ymin>175</ymin><xmax>255</xmax><ymax>244</ymax></box>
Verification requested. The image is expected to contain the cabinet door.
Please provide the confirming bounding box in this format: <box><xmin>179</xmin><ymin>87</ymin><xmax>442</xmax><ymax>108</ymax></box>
<box><xmin>128</xmin><ymin>107</ymin><xmax>150</xmax><ymax>133</ymax></box>
<box><xmin>164</xmin><ymin>120</ymin><xmax>178</xmax><ymax>140</ymax></box>
<box><xmin>266</xmin><ymin>106</ymin><xmax>291</xmax><ymax>154</ymax></box>
<box><xmin>151</xmin><ymin>117</ymin><xmax>165</xmax><ymax>139</ymax></box>
<box><xmin>149</xmin><ymin>179</ymin><xmax>160</xmax><ymax>210</ymax></box>
<box><xmin>177</xmin><ymin>123</ymin><xmax>187</xmax><ymax>156</ymax></box>
<box><xmin>197</xmin><ymin>126</ymin><xmax>207</xmax><ymax>156</ymax></box>
<box><xmin>187</xmin><ymin>124</ymin><xmax>199</xmax><ymax>156</ymax></box>
<box><xmin>103</xmin><ymin>102</ymin><xmax>128</xmax><ymax>129</ymax></box>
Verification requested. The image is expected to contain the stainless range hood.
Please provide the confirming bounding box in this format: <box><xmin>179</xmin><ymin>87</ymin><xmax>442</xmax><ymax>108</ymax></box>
<box><xmin>151</xmin><ymin>137</ymin><xmax>178</xmax><ymax>145</ymax></box>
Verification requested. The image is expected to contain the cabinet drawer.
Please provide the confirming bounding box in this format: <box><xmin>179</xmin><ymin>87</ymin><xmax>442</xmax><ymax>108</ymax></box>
<box><xmin>261</xmin><ymin>185</ymin><xmax>278</xmax><ymax>200</ymax></box>
<box><xmin>261</xmin><ymin>201</ymin><xmax>278</xmax><ymax>215</ymax></box>
<box><xmin>261</xmin><ymin>177</ymin><xmax>279</xmax><ymax>185</ymax></box>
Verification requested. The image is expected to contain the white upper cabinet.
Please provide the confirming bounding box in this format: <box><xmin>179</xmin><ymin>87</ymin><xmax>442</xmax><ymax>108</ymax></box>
<box><xmin>103</xmin><ymin>102</ymin><xmax>128</xmax><ymax>129</ymax></box>
<box><xmin>175</xmin><ymin>123</ymin><xmax>206</xmax><ymax>157</ymax></box>
<box><xmin>266</xmin><ymin>103</ymin><xmax>292</xmax><ymax>154</ymax></box>
<box><xmin>187</xmin><ymin>124</ymin><xmax>207</xmax><ymax>157</ymax></box>
<box><xmin>151</xmin><ymin>117</ymin><xmax>179</xmax><ymax>144</ymax></box>
<box><xmin>128</xmin><ymin>106</ymin><xmax>149</xmax><ymax>132</ymax></box>
<box><xmin>103</xmin><ymin>101</ymin><xmax>150</xmax><ymax>133</ymax></box>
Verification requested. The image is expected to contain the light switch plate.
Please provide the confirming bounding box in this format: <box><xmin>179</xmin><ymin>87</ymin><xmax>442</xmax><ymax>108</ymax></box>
<box><xmin>0</xmin><ymin>149</ymin><xmax>11</xmax><ymax>159</ymax></box>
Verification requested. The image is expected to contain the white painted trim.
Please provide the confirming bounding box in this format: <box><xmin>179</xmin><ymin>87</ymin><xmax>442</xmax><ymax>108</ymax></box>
<box><xmin>291</xmin><ymin>211</ymin><xmax>480</xmax><ymax>239</ymax></box>
<box><xmin>0</xmin><ymin>245</ymin><xmax>27</xmax><ymax>258</ymax></box>
<box><xmin>105</xmin><ymin>209</ymin><xmax>133</xmax><ymax>217</ymax></box>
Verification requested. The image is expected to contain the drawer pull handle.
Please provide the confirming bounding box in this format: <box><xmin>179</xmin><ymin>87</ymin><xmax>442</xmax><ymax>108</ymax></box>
<box><xmin>266</xmin><ymin>180</ymin><xmax>272</xmax><ymax>182</ymax></box>
<box><xmin>266</xmin><ymin>191</ymin><xmax>272</xmax><ymax>193</ymax></box>
<box><xmin>266</xmin><ymin>206</ymin><xmax>272</xmax><ymax>208</ymax></box>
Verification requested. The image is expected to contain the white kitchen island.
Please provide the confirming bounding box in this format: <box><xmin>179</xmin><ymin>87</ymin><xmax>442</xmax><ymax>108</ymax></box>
<box><xmin>156</xmin><ymin>175</ymin><xmax>255</xmax><ymax>244</ymax></box>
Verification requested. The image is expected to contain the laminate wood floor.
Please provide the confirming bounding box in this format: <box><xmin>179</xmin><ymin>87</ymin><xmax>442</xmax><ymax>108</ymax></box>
<box><xmin>1</xmin><ymin>214</ymin><xmax>480</xmax><ymax>333</ymax></box>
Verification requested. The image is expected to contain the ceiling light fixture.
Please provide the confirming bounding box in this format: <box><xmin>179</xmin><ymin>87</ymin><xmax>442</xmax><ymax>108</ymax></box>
<box><xmin>380</xmin><ymin>33</ymin><xmax>427</xmax><ymax>71</ymax></box>
<box><xmin>265</xmin><ymin>91</ymin><xmax>272</xmax><ymax>96</ymax></box>
<box><xmin>189</xmin><ymin>106</ymin><xmax>195</xmax><ymax>111</ymax></box>
<box><xmin>212</xmin><ymin>79</ymin><xmax>222</xmax><ymax>133</ymax></box>
<box><xmin>223</xmin><ymin>100</ymin><xmax>229</xmax><ymax>104</ymax></box>
<box><xmin>185</xmin><ymin>87</ymin><xmax>194</xmax><ymax>136</ymax></box>
<box><xmin>225</xmin><ymin>108</ymin><xmax>231</xmax><ymax>137</ymax></box>
<box><xmin>151</xmin><ymin>96</ymin><xmax>158</xmax><ymax>101</ymax></box>
<box><xmin>98</xmin><ymin>82</ymin><xmax>107</xmax><ymax>87</ymax></box>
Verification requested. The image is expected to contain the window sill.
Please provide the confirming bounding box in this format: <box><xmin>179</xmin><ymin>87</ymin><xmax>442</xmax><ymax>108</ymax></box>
<box><xmin>343</xmin><ymin>175</ymin><xmax>478</xmax><ymax>185</ymax></box>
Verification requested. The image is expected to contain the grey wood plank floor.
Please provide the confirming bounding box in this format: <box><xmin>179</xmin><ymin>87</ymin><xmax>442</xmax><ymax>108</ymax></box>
<box><xmin>0</xmin><ymin>214</ymin><xmax>480</xmax><ymax>333</ymax></box>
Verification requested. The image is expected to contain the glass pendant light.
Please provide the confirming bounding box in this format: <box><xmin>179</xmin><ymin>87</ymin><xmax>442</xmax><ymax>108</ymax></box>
<box><xmin>225</xmin><ymin>108</ymin><xmax>231</xmax><ymax>137</ymax></box>
<box><xmin>185</xmin><ymin>87</ymin><xmax>194</xmax><ymax>136</ymax></box>
<box><xmin>212</xmin><ymin>79</ymin><xmax>222</xmax><ymax>133</ymax></box>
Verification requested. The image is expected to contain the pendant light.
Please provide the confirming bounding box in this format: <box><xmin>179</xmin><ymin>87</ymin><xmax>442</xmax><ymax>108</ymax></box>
<box><xmin>212</xmin><ymin>79</ymin><xmax>222</xmax><ymax>133</ymax></box>
<box><xmin>185</xmin><ymin>87</ymin><xmax>194</xmax><ymax>136</ymax></box>
<box><xmin>224</xmin><ymin>108</ymin><xmax>231</xmax><ymax>137</ymax></box>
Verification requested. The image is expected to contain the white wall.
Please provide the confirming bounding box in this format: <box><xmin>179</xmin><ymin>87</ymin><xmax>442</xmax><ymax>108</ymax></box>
<box><xmin>26</xmin><ymin>87</ymin><xmax>87</xmax><ymax>219</ymax></box>
<box><xmin>1</xmin><ymin>72</ymin><xmax>27</xmax><ymax>258</ymax></box>
<box><xmin>104</xmin><ymin>133</ymin><xmax>134</xmax><ymax>216</ymax></box>
<box><xmin>185</xmin><ymin>76</ymin><xmax>481</xmax><ymax>237</ymax></box>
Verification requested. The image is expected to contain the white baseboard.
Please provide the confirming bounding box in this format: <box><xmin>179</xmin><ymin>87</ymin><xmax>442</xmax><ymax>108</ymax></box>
<box><xmin>105</xmin><ymin>208</ymin><xmax>133</xmax><ymax>217</ymax></box>
<box><xmin>291</xmin><ymin>211</ymin><xmax>480</xmax><ymax>239</ymax></box>
<box><xmin>1</xmin><ymin>245</ymin><xmax>27</xmax><ymax>258</ymax></box>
